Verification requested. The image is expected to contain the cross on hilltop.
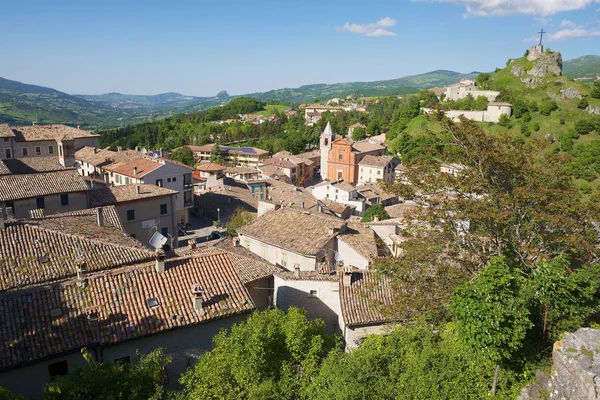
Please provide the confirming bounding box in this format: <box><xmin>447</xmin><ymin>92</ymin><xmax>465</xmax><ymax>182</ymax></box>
<box><xmin>538</xmin><ymin>29</ymin><xmax>545</xmax><ymax>46</ymax></box>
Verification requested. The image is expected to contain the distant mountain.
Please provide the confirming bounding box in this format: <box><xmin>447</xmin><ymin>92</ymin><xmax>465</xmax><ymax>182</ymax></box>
<box><xmin>563</xmin><ymin>55</ymin><xmax>600</xmax><ymax>82</ymax></box>
<box><xmin>75</xmin><ymin>91</ymin><xmax>224</xmax><ymax>111</ymax></box>
<box><xmin>246</xmin><ymin>70</ymin><xmax>481</xmax><ymax>104</ymax></box>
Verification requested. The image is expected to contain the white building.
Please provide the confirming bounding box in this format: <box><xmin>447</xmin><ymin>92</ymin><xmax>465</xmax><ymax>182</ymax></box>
<box><xmin>357</xmin><ymin>155</ymin><xmax>400</xmax><ymax>185</ymax></box>
<box><xmin>312</xmin><ymin>180</ymin><xmax>366</xmax><ymax>214</ymax></box>
<box><xmin>443</xmin><ymin>79</ymin><xmax>500</xmax><ymax>102</ymax></box>
<box><xmin>74</xmin><ymin>147</ymin><xmax>194</xmax><ymax>223</ymax></box>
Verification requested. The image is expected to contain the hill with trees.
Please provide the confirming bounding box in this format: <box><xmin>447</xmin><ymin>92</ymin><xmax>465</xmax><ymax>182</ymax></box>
<box><xmin>563</xmin><ymin>55</ymin><xmax>600</xmax><ymax>82</ymax></box>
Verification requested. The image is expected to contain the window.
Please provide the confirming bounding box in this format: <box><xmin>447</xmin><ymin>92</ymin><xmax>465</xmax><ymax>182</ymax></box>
<box><xmin>115</xmin><ymin>175</ymin><xmax>121</xmax><ymax>184</ymax></box>
<box><xmin>2</xmin><ymin>138</ymin><xmax>8</xmax><ymax>142</ymax></box>
<box><xmin>161</xmin><ymin>227</ymin><xmax>168</xmax><ymax>237</ymax></box>
<box><xmin>48</xmin><ymin>145</ymin><xmax>54</xmax><ymax>154</ymax></box>
<box><xmin>377</xmin><ymin>170</ymin><xmax>381</xmax><ymax>175</ymax></box>
<box><xmin>309</xmin><ymin>289</ymin><xmax>318</xmax><ymax>298</ymax></box>
<box><xmin>48</xmin><ymin>360</ymin><xmax>68</xmax><ymax>378</ymax></box>
<box><xmin>172</xmin><ymin>177</ymin><xmax>177</xmax><ymax>182</ymax></box>
<box><xmin>60</xmin><ymin>193</ymin><xmax>69</xmax><ymax>206</ymax></box>
<box><xmin>126</xmin><ymin>209</ymin><xmax>135</xmax><ymax>221</ymax></box>
<box><xmin>4</xmin><ymin>149</ymin><xmax>11</xmax><ymax>159</ymax></box>
<box><xmin>146</xmin><ymin>297</ymin><xmax>160</xmax><ymax>309</ymax></box>
<box><xmin>5</xmin><ymin>201</ymin><xmax>14</xmax><ymax>214</ymax></box>
<box><xmin>36</xmin><ymin>197</ymin><xmax>45</xmax><ymax>209</ymax></box>
<box><xmin>167</xmin><ymin>178</ymin><xmax>172</xmax><ymax>183</ymax></box>
<box><xmin>22</xmin><ymin>147</ymin><xmax>28</xmax><ymax>157</ymax></box>
<box><xmin>160</xmin><ymin>203</ymin><xmax>167</xmax><ymax>215</ymax></box>
<box><xmin>281</xmin><ymin>253</ymin><xmax>287</xmax><ymax>267</ymax></box>
<box><xmin>156</xmin><ymin>179</ymin><xmax>163</xmax><ymax>187</ymax></box>
<box><xmin>125</xmin><ymin>177</ymin><xmax>130</xmax><ymax>184</ymax></box>
<box><xmin>338</xmin><ymin>153</ymin><xmax>343</xmax><ymax>160</ymax></box>
<box><xmin>35</xmin><ymin>146</ymin><xmax>41</xmax><ymax>155</ymax></box>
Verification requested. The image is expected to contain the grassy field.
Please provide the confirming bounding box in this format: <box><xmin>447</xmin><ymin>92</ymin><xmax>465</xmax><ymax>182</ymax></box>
<box><xmin>253</xmin><ymin>104</ymin><xmax>290</xmax><ymax>117</ymax></box>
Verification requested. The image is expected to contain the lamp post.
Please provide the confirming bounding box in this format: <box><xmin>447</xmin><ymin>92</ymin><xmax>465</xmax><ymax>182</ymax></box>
<box><xmin>217</xmin><ymin>208</ymin><xmax>220</xmax><ymax>227</ymax></box>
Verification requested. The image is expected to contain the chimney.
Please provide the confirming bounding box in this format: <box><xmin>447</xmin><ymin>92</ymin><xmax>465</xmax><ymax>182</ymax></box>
<box><xmin>342</xmin><ymin>266</ymin><xmax>353</xmax><ymax>287</ymax></box>
<box><xmin>32</xmin><ymin>121</ymin><xmax>36</xmax><ymax>126</ymax></box>
<box><xmin>96</xmin><ymin>207</ymin><xmax>104</xmax><ymax>227</ymax></box>
<box><xmin>300</xmin><ymin>201</ymin><xmax>304</xmax><ymax>209</ymax></box>
<box><xmin>136</xmin><ymin>185</ymin><xmax>141</xmax><ymax>194</ymax></box>
<box><xmin>77</xmin><ymin>125</ymin><xmax>80</xmax><ymax>130</ymax></box>
<box><xmin>373</xmin><ymin>214</ymin><xmax>380</xmax><ymax>222</ymax></box>
<box><xmin>293</xmin><ymin>264</ymin><xmax>300</xmax><ymax>278</ymax></box>
<box><xmin>159</xmin><ymin>148</ymin><xmax>164</xmax><ymax>157</ymax></box>
<box><xmin>117</xmin><ymin>146</ymin><xmax>123</xmax><ymax>152</ymax></box>
<box><xmin>133</xmin><ymin>166</ymin><xmax>138</xmax><ymax>175</ymax></box>
<box><xmin>328</xmin><ymin>227</ymin><xmax>337</xmax><ymax>235</ymax></box>
<box><xmin>232</xmin><ymin>237</ymin><xmax>241</xmax><ymax>247</ymax></box>
<box><xmin>155</xmin><ymin>252</ymin><xmax>166</xmax><ymax>273</ymax></box>
<box><xmin>188</xmin><ymin>239</ymin><xmax>197</xmax><ymax>250</ymax></box>
<box><xmin>192</xmin><ymin>283</ymin><xmax>205</xmax><ymax>314</ymax></box>
<box><xmin>135</xmin><ymin>146</ymin><xmax>140</xmax><ymax>152</ymax></box>
<box><xmin>318</xmin><ymin>204</ymin><xmax>323</xmax><ymax>213</ymax></box>
<box><xmin>93</xmin><ymin>147</ymin><xmax>97</xmax><ymax>154</ymax></box>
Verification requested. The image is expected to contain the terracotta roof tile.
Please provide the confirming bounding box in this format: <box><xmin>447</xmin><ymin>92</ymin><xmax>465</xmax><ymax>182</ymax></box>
<box><xmin>0</xmin><ymin>161</ymin><xmax>10</xmax><ymax>175</ymax></box>
<box><xmin>0</xmin><ymin>208</ymin><xmax>153</xmax><ymax>290</ymax></box>
<box><xmin>89</xmin><ymin>184</ymin><xmax>177</xmax><ymax>207</ymax></box>
<box><xmin>104</xmin><ymin>158</ymin><xmax>164</xmax><ymax>178</ymax></box>
<box><xmin>239</xmin><ymin>208</ymin><xmax>344</xmax><ymax>256</ymax></box>
<box><xmin>0</xmin><ymin>124</ymin><xmax>15</xmax><ymax>138</ymax></box>
<box><xmin>339</xmin><ymin>270</ymin><xmax>395</xmax><ymax>327</ymax></box>
<box><xmin>195</xmin><ymin>247</ymin><xmax>283</xmax><ymax>283</ymax></box>
<box><xmin>358</xmin><ymin>155</ymin><xmax>397</xmax><ymax>168</ymax></box>
<box><xmin>0</xmin><ymin>253</ymin><xmax>254</xmax><ymax>370</ymax></box>
<box><xmin>338</xmin><ymin>223</ymin><xmax>379</xmax><ymax>261</ymax></box>
<box><xmin>351</xmin><ymin>139</ymin><xmax>386</xmax><ymax>154</ymax></box>
<box><xmin>197</xmin><ymin>162</ymin><xmax>227</xmax><ymax>172</ymax></box>
<box><xmin>0</xmin><ymin>170</ymin><xmax>89</xmax><ymax>202</ymax></box>
<box><xmin>10</xmin><ymin>124</ymin><xmax>99</xmax><ymax>142</ymax></box>
<box><xmin>2</xmin><ymin>157</ymin><xmax>67</xmax><ymax>174</ymax></box>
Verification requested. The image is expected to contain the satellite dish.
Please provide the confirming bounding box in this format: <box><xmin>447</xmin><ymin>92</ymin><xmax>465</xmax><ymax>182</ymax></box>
<box><xmin>149</xmin><ymin>231</ymin><xmax>168</xmax><ymax>249</ymax></box>
<box><xmin>141</xmin><ymin>148</ymin><xmax>148</xmax><ymax>155</ymax></box>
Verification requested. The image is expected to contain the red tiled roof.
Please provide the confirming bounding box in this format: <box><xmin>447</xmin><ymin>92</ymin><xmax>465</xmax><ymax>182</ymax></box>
<box><xmin>0</xmin><ymin>124</ymin><xmax>15</xmax><ymax>138</ymax></box>
<box><xmin>197</xmin><ymin>162</ymin><xmax>227</xmax><ymax>172</ymax></box>
<box><xmin>89</xmin><ymin>184</ymin><xmax>177</xmax><ymax>207</ymax></box>
<box><xmin>2</xmin><ymin>157</ymin><xmax>67</xmax><ymax>174</ymax></box>
<box><xmin>10</xmin><ymin>124</ymin><xmax>99</xmax><ymax>142</ymax></box>
<box><xmin>104</xmin><ymin>158</ymin><xmax>164</xmax><ymax>178</ymax></box>
<box><xmin>339</xmin><ymin>270</ymin><xmax>396</xmax><ymax>327</ymax></box>
<box><xmin>0</xmin><ymin>170</ymin><xmax>89</xmax><ymax>201</ymax></box>
<box><xmin>0</xmin><ymin>253</ymin><xmax>254</xmax><ymax>371</ymax></box>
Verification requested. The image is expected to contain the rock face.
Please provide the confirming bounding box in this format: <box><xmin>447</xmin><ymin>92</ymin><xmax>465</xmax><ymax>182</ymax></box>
<box><xmin>549</xmin><ymin>328</ymin><xmax>600</xmax><ymax>399</ymax></box>
<box><xmin>561</xmin><ymin>87</ymin><xmax>582</xmax><ymax>99</ymax></box>
<box><xmin>530</xmin><ymin>51</ymin><xmax>563</xmax><ymax>77</ymax></box>
<box><xmin>512</xmin><ymin>65</ymin><xmax>526</xmax><ymax>77</ymax></box>
<box><xmin>588</xmin><ymin>105</ymin><xmax>600</xmax><ymax>115</ymax></box>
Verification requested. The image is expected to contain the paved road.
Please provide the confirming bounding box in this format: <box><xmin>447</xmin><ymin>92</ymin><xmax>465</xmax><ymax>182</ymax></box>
<box><xmin>177</xmin><ymin>214</ymin><xmax>225</xmax><ymax>247</ymax></box>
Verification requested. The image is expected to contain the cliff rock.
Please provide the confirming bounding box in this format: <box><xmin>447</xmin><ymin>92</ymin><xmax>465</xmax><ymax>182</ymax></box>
<box><xmin>512</xmin><ymin>65</ymin><xmax>526</xmax><ymax>77</ymax></box>
<box><xmin>561</xmin><ymin>87</ymin><xmax>582</xmax><ymax>99</ymax></box>
<box><xmin>549</xmin><ymin>328</ymin><xmax>600</xmax><ymax>399</ymax></box>
<box><xmin>530</xmin><ymin>51</ymin><xmax>563</xmax><ymax>77</ymax></box>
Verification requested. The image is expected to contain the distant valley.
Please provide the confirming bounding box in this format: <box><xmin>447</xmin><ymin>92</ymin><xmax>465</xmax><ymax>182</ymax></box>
<box><xmin>1</xmin><ymin>54</ymin><xmax>599</xmax><ymax>129</ymax></box>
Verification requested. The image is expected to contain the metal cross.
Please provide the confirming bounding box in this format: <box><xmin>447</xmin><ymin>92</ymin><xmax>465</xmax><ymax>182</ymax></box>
<box><xmin>538</xmin><ymin>29</ymin><xmax>545</xmax><ymax>46</ymax></box>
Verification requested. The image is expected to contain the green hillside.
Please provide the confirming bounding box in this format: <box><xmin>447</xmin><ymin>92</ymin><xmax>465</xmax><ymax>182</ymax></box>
<box><xmin>563</xmin><ymin>55</ymin><xmax>600</xmax><ymax>81</ymax></box>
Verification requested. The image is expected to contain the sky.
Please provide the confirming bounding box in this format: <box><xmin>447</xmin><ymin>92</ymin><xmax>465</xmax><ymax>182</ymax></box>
<box><xmin>1</xmin><ymin>0</ymin><xmax>600</xmax><ymax>96</ymax></box>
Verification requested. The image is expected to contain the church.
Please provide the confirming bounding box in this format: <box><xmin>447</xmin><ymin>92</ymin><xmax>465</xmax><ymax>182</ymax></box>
<box><xmin>319</xmin><ymin>122</ymin><xmax>386</xmax><ymax>184</ymax></box>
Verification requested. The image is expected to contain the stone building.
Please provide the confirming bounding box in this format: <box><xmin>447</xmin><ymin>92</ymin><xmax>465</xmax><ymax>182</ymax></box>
<box><xmin>443</xmin><ymin>78</ymin><xmax>500</xmax><ymax>102</ymax></box>
<box><xmin>358</xmin><ymin>155</ymin><xmax>400</xmax><ymax>184</ymax></box>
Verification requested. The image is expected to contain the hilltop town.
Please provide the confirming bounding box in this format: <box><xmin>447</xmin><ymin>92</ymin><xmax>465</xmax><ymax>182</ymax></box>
<box><xmin>1</xmin><ymin>41</ymin><xmax>600</xmax><ymax>399</ymax></box>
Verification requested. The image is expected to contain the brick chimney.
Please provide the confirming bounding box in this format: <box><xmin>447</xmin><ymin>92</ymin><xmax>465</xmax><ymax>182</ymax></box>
<box><xmin>342</xmin><ymin>266</ymin><xmax>353</xmax><ymax>287</ymax></box>
<box><xmin>155</xmin><ymin>251</ymin><xmax>165</xmax><ymax>273</ymax></box>
<box><xmin>96</xmin><ymin>207</ymin><xmax>104</xmax><ymax>227</ymax></box>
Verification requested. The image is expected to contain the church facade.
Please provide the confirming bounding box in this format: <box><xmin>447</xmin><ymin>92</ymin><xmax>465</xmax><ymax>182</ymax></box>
<box><xmin>319</xmin><ymin>122</ymin><xmax>386</xmax><ymax>184</ymax></box>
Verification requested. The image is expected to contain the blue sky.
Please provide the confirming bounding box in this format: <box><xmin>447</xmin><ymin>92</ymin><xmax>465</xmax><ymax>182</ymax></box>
<box><xmin>1</xmin><ymin>0</ymin><xmax>599</xmax><ymax>96</ymax></box>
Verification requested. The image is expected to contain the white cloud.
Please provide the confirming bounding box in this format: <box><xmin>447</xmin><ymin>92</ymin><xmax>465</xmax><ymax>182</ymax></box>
<box><xmin>559</xmin><ymin>19</ymin><xmax>577</xmax><ymax>28</ymax></box>
<box><xmin>549</xmin><ymin>27</ymin><xmax>600</xmax><ymax>39</ymax></box>
<box><xmin>414</xmin><ymin>0</ymin><xmax>600</xmax><ymax>17</ymax></box>
<box><xmin>336</xmin><ymin>16</ymin><xmax>397</xmax><ymax>37</ymax></box>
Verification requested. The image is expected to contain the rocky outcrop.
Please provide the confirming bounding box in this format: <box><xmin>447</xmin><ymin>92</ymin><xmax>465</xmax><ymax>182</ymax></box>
<box><xmin>518</xmin><ymin>370</ymin><xmax>549</xmax><ymax>400</ymax></box>
<box><xmin>512</xmin><ymin>65</ymin><xmax>526</xmax><ymax>77</ymax></box>
<box><xmin>549</xmin><ymin>328</ymin><xmax>600</xmax><ymax>399</ymax></box>
<box><xmin>561</xmin><ymin>87</ymin><xmax>582</xmax><ymax>99</ymax></box>
<box><xmin>522</xmin><ymin>77</ymin><xmax>544</xmax><ymax>88</ymax></box>
<box><xmin>530</xmin><ymin>51</ymin><xmax>563</xmax><ymax>77</ymax></box>
<box><xmin>528</xmin><ymin>45</ymin><xmax>544</xmax><ymax>61</ymax></box>
<box><xmin>588</xmin><ymin>105</ymin><xmax>600</xmax><ymax>115</ymax></box>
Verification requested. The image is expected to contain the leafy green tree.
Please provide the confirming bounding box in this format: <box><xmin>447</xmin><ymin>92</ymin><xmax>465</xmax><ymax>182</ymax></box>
<box><xmin>210</xmin><ymin>143</ymin><xmax>226</xmax><ymax>165</ymax></box>
<box><xmin>180</xmin><ymin>307</ymin><xmax>337</xmax><ymax>400</ymax></box>
<box><xmin>308</xmin><ymin>320</ymin><xmax>525</xmax><ymax>400</ymax></box>
<box><xmin>361</xmin><ymin>204</ymin><xmax>390</xmax><ymax>222</ymax></box>
<box><xmin>172</xmin><ymin>146</ymin><xmax>195</xmax><ymax>167</ymax></box>
<box><xmin>43</xmin><ymin>348</ymin><xmax>171</xmax><ymax>400</ymax></box>
<box><xmin>366</xmin><ymin>119</ymin><xmax>380</xmax><ymax>136</ymax></box>
<box><xmin>351</xmin><ymin>127</ymin><xmax>366</xmax><ymax>141</ymax></box>
<box><xmin>226</xmin><ymin>208</ymin><xmax>255</xmax><ymax>237</ymax></box>
<box><xmin>575</xmin><ymin>119</ymin><xmax>595</xmax><ymax>135</ymax></box>
<box><xmin>529</xmin><ymin>257</ymin><xmax>600</xmax><ymax>341</ymax></box>
<box><xmin>538</xmin><ymin>98</ymin><xmax>558</xmax><ymax>116</ymax></box>
<box><xmin>0</xmin><ymin>387</ymin><xmax>21</xmax><ymax>400</ymax></box>
<box><xmin>451</xmin><ymin>257</ymin><xmax>532</xmax><ymax>396</ymax></box>
<box><xmin>498</xmin><ymin>114</ymin><xmax>511</xmax><ymax>127</ymax></box>
<box><xmin>590</xmin><ymin>82</ymin><xmax>600</xmax><ymax>99</ymax></box>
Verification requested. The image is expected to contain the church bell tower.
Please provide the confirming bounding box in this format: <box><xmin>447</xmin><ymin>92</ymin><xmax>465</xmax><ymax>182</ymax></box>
<box><xmin>320</xmin><ymin>121</ymin><xmax>334</xmax><ymax>180</ymax></box>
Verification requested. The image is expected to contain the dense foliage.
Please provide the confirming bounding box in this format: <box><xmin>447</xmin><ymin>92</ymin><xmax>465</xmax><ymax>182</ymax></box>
<box><xmin>43</xmin><ymin>348</ymin><xmax>171</xmax><ymax>400</ymax></box>
<box><xmin>225</xmin><ymin>208</ymin><xmax>255</xmax><ymax>236</ymax></box>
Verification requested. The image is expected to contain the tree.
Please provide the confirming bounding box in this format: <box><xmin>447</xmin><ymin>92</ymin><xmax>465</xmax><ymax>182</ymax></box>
<box><xmin>361</xmin><ymin>204</ymin><xmax>390</xmax><ymax>223</ymax></box>
<box><xmin>226</xmin><ymin>208</ymin><xmax>255</xmax><ymax>237</ymax></box>
<box><xmin>180</xmin><ymin>307</ymin><xmax>337</xmax><ymax>400</ymax></box>
<box><xmin>451</xmin><ymin>257</ymin><xmax>532</xmax><ymax>396</ymax></box>
<box><xmin>210</xmin><ymin>143</ymin><xmax>226</xmax><ymax>165</ymax></box>
<box><xmin>377</xmin><ymin>116</ymin><xmax>599</xmax><ymax>321</ymax></box>
<box><xmin>43</xmin><ymin>348</ymin><xmax>171</xmax><ymax>400</ymax></box>
<box><xmin>538</xmin><ymin>98</ymin><xmax>558</xmax><ymax>116</ymax></box>
<box><xmin>578</xmin><ymin>98</ymin><xmax>589</xmax><ymax>109</ymax></box>
<box><xmin>171</xmin><ymin>146</ymin><xmax>195</xmax><ymax>167</ymax></box>
<box><xmin>498</xmin><ymin>114</ymin><xmax>511</xmax><ymax>127</ymax></box>
<box><xmin>591</xmin><ymin>82</ymin><xmax>600</xmax><ymax>99</ymax></box>
<box><xmin>0</xmin><ymin>387</ymin><xmax>21</xmax><ymax>400</ymax></box>
<box><xmin>351</xmin><ymin>127</ymin><xmax>366</xmax><ymax>141</ymax></box>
